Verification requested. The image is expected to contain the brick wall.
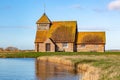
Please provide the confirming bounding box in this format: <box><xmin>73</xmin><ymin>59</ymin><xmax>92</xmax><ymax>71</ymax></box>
<box><xmin>44</xmin><ymin>38</ymin><xmax>55</xmax><ymax>52</ymax></box>
<box><xmin>35</xmin><ymin>43</ymin><xmax>105</xmax><ymax>52</ymax></box>
<box><xmin>35</xmin><ymin>38</ymin><xmax>55</xmax><ymax>52</ymax></box>
<box><xmin>35</xmin><ymin>43</ymin><xmax>37</xmax><ymax>52</ymax></box>
<box><xmin>35</xmin><ymin>43</ymin><xmax>45</xmax><ymax>52</ymax></box>
<box><xmin>56</xmin><ymin>43</ymin><xmax>74</xmax><ymax>52</ymax></box>
<box><xmin>77</xmin><ymin>44</ymin><xmax>105</xmax><ymax>52</ymax></box>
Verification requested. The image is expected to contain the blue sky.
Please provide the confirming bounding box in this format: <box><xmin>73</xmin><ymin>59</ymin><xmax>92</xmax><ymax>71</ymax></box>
<box><xmin>0</xmin><ymin>0</ymin><xmax>120</xmax><ymax>50</ymax></box>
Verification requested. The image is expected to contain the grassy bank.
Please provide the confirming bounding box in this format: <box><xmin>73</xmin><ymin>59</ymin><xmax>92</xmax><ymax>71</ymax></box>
<box><xmin>0</xmin><ymin>52</ymin><xmax>120</xmax><ymax>58</ymax></box>
<box><xmin>64</xmin><ymin>55</ymin><xmax>120</xmax><ymax>80</ymax></box>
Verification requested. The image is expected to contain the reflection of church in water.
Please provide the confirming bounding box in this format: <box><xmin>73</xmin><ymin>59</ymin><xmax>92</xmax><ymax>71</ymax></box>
<box><xmin>35</xmin><ymin>60</ymin><xmax>81</xmax><ymax>80</ymax></box>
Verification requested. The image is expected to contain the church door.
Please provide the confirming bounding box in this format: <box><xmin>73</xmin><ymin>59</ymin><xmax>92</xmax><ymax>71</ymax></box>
<box><xmin>46</xmin><ymin>43</ymin><xmax>50</xmax><ymax>51</ymax></box>
<box><xmin>37</xmin><ymin>44</ymin><xmax>39</xmax><ymax>52</ymax></box>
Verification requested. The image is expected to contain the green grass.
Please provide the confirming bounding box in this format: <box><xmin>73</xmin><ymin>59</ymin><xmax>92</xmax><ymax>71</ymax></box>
<box><xmin>0</xmin><ymin>52</ymin><xmax>120</xmax><ymax>58</ymax></box>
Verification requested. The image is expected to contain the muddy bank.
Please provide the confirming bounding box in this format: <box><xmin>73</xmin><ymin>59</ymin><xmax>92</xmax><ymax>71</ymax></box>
<box><xmin>37</xmin><ymin>56</ymin><xmax>100</xmax><ymax>80</ymax></box>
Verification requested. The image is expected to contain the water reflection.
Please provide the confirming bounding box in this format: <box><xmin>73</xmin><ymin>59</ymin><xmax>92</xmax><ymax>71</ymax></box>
<box><xmin>36</xmin><ymin>60</ymin><xmax>81</xmax><ymax>80</ymax></box>
<box><xmin>0</xmin><ymin>58</ymin><xmax>81</xmax><ymax>80</ymax></box>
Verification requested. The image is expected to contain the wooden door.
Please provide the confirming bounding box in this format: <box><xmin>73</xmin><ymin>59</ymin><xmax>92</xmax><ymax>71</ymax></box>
<box><xmin>37</xmin><ymin>44</ymin><xmax>39</xmax><ymax>52</ymax></box>
<box><xmin>46</xmin><ymin>43</ymin><xmax>50</xmax><ymax>51</ymax></box>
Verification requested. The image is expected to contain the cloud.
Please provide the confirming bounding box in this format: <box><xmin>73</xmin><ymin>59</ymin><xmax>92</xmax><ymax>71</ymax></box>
<box><xmin>108</xmin><ymin>0</ymin><xmax>120</xmax><ymax>10</ymax></box>
<box><xmin>70</xmin><ymin>4</ymin><xmax>81</xmax><ymax>9</ymax></box>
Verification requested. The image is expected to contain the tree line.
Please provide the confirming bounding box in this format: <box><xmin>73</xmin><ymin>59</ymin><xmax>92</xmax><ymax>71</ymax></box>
<box><xmin>0</xmin><ymin>46</ymin><xmax>19</xmax><ymax>52</ymax></box>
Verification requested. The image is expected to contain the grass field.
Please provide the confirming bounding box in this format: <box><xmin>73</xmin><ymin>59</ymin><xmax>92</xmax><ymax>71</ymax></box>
<box><xmin>0</xmin><ymin>52</ymin><xmax>120</xmax><ymax>58</ymax></box>
<box><xmin>0</xmin><ymin>52</ymin><xmax>120</xmax><ymax>80</ymax></box>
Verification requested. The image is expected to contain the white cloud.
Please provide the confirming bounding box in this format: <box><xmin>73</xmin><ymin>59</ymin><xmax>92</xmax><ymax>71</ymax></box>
<box><xmin>108</xmin><ymin>0</ymin><xmax>120</xmax><ymax>10</ymax></box>
<box><xmin>70</xmin><ymin>4</ymin><xmax>81</xmax><ymax>9</ymax></box>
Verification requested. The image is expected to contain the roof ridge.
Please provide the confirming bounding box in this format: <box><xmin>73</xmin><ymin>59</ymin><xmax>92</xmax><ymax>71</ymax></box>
<box><xmin>78</xmin><ymin>31</ymin><xmax>105</xmax><ymax>33</ymax></box>
<box><xmin>52</xmin><ymin>21</ymin><xmax>77</xmax><ymax>22</ymax></box>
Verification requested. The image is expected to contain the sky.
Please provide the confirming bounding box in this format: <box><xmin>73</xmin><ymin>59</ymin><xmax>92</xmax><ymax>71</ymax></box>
<box><xmin>0</xmin><ymin>0</ymin><xmax>120</xmax><ymax>50</ymax></box>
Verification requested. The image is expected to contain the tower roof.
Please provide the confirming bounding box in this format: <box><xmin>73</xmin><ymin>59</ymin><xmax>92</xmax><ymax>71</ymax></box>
<box><xmin>36</xmin><ymin>13</ymin><xmax>51</xmax><ymax>24</ymax></box>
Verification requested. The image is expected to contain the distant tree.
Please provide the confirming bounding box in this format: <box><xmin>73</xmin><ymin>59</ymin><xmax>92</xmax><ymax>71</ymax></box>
<box><xmin>5</xmin><ymin>46</ymin><xmax>19</xmax><ymax>52</ymax></box>
<box><xmin>0</xmin><ymin>48</ymin><xmax>4</xmax><ymax>51</ymax></box>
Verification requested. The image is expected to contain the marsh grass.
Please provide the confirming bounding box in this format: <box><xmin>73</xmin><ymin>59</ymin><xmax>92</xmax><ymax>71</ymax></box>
<box><xmin>69</xmin><ymin>55</ymin><xmax>120</xmax><ymax>80</ymax></box>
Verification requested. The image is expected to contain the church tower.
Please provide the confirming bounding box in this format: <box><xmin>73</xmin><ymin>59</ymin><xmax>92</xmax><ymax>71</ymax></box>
<box><xmin>36</xmin><ymin>13</ymin><xmax>51</xmax><ymax>30</ymax></box>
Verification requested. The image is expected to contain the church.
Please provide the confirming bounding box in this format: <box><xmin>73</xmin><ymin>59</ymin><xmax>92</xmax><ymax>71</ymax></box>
<box><xmin>35</xmin><ymin>13</ymin><xmax>106</xmax><ymax>52</ymax></box>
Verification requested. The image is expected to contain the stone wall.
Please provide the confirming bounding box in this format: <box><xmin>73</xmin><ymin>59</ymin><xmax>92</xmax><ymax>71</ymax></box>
<box><xmin>77</xmin><ymin>44</ymin><xmax>105</xmax><ymax>52</ymax></box>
